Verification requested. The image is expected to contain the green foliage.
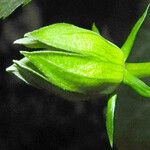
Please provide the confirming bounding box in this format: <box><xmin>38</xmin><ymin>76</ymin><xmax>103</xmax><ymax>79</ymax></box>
<box><xmin>0</xmin><ymin>0</ymin><xmax>31</xmax><ymax>19</ymax></box>
<box><xmin>6</xmin><ymin>3</ymin><xmax>150</xmax><ymax>148</ymax></box>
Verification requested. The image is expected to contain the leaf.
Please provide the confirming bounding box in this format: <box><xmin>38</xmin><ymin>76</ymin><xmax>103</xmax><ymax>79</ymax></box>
<box><xmin>121</xmin><ymin>4</ymin><xmax>150</xmax><ymax>60</ymax></box>
<box><xmin>0</xmin><ymin>0</ymin><xmax>31</xmax><ymax>19</ymax></box>
<box><xmin>24</xmin><ymin>23</ymin><xmax>123</xmax><ymax>65</ymax></box>
<box><xmin>126</xmin><ymin>62</ymin><xmax>150</xmax><ymax>78</ymax></box>
<box><xmin>20</xmin><ymin>50</ymin><xmax>123</xmax><ymax>95</ymax></box>
<box><xmin>92</xmin><ymin>23</ymin><xmax>100</xmax><ymax>34</ymax></box>
<box><xmin>106</xmin><ymin>94</ymin><xmax>117</xmax><ymax>148</ymax></box>
<box><xmin>123</xmin><ymin>70</ymin><xmax>150</xmax><ymax>97</ymax></box>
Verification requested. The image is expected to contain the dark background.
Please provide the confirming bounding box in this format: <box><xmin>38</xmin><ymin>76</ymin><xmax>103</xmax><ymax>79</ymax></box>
<box><xmin>0</xmin><ymin>0</ymin><xmax>149</xmax><ymax>150</ymax></box>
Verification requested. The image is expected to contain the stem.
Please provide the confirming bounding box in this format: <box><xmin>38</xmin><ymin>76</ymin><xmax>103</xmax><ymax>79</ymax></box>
<box><xmin>123</xmin><ymin>70</ymin><xmax>150</xmax><ymax>98</ymax></box>
<box><xmin>126</xmin><ymin>62</ymin><xmax>150</xmax><ymax>78</ymax></box>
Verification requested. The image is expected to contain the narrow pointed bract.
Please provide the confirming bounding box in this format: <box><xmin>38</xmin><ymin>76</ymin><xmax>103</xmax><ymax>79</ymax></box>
<box><xmin>106</xmin><ymin>94</ymin><xmax>117</xmax><ymax>148</ymax></box>
<box><xmin>121</xmin><ymin>4</ymin><xmax>150</xmax><ymax>60</ymax></box>
<box><xmin>92</xmin><ymin>23</ymin><xmax>100</xmax><ymax>34</ymax></box>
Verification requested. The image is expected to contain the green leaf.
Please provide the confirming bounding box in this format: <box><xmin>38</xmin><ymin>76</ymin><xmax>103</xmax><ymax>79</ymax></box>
<box><xmin>126</xmin><ymin>62</ymin><xmax>150</xmax><ymax>78</ymax></box>
<box><xmin>92</xmin><ymin>23</ymin><xmax>100</xmax><ymax>34</ymax></box>
<box><xmin>24</xmin><ymin>23</ymin><xmax>124</xmax><ymax>65</ymax></box>
<box><xmin>106</xmin><ymin>94</ymin><xmax>117</xmax><ymax>148</ymax></box>
<box><xmin>20</xmin><ymin>50</ymin><xmax>124</xmax><ymax>95</ymax></box>
<box><xmin>121</xmin><ymin>4</ymin><xmax>150</xmax><ymax>60</ymax></box>
<box><xmin>123</xmin><ymin>70</ymin><xmax>150</xmax><ymax>97</ymax></box>
<box><xmin>0</xmin><ymin>0</ymin><xmax>31</xmax><ymax>19</ymax></box>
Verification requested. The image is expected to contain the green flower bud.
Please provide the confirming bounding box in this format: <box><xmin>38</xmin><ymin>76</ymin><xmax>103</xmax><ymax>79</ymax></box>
<box><xmin>7</xmin><ymin>23</ymin><xmax>125</xmax><ymax>100</ymax></box>
<box><xmin>6</xmin><ymin>4</ymin><xmax>150</xmax><ymax>101</ymax></box>
<box><xmin>6</xmin><ymin>4</ymin><xmax>150</xmax><ymax>148</ymax></box>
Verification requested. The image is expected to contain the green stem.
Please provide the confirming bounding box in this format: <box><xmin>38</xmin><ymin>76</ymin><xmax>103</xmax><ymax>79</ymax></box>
<box><xmin>126</xmin><ymin>62</ymin><xmax>150</xmax><ymax>78</ymax></box>
<box><xmin>123</xmin><ymin>70</ymin><xmax>150</xmax><ymax>98</ymax></box>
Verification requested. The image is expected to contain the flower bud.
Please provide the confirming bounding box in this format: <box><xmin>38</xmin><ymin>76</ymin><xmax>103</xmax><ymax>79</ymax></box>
<box><xmin>6</xmin><ymin>4</ymin><xmax>150</xmax><ymax>99</ymax></box>
<box><xmin>7</xmin><ymin>23</ymin><xmax>125</xmax><ymax>100</ymax></box>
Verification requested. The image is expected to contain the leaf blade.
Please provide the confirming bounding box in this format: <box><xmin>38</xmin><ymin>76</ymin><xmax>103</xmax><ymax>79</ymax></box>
<box><xmin>0</xmin><ymin>0</ymin><xmax>31</xmax><ymax>19</ymax></box>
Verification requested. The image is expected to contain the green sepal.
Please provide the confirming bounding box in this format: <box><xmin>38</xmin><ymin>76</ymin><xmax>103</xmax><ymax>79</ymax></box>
<box><xmin>14</xmin><ymin>37</ymin><xmax>48</xmax><ymax>49</ymax></box>
<box><xmin>20</xmin><ymin>50</ymin><xmax>124</xmax><ymax>95</ymax></box>
<box><xmin>123</xmin><ymin>70</ymin><xmax>150</xmax><ymax>97</ymax></box>
<box><xmin>126</xmin><ymin>62</ymin><xmax>150</xmax><ymax>78</ymax></box>
<box><xmin>23</xmin><ymin>23</ymin><xmax>123</xmax><ymax>65</ymax></box>
<box><xmin>121</xmin><ymin>4</ymin><xmax>150</xmax><ymax>60</ymax></box>
<box><xmin>106</xmin><ymin>94</ymin><xmax>117</xmax><ymax>148</ymax></box>
<box><xmin>14</xmin><ymin>37</ymin><xmax>62</xmax><ymax>51</ymax></box>
<box><xmin>92</xmin><ymin>23</ymin><xmax>100</xmax><ymax>34</ymax></box>
<box><xmin>6</xmin><ymin>57</ymin><xmax>90</xmax><ymax>101</ymax></box>
<box><xmin>6</xmin><ymin>57</ymin><xmax>50</xmax><ymax>86</ymax></box>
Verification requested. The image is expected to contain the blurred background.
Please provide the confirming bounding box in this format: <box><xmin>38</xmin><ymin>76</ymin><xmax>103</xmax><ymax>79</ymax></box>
<box><xmin>0</xmin><ymin>0</ymin><xmax>150</xmax><ymax>150</ymax></box>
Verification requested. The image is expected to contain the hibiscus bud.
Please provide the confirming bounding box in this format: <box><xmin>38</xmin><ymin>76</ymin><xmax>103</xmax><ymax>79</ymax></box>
<box><xmin>6</xmin><ymin>4</ymin><xmax>150</xmax><ymax>100</ymax></box>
